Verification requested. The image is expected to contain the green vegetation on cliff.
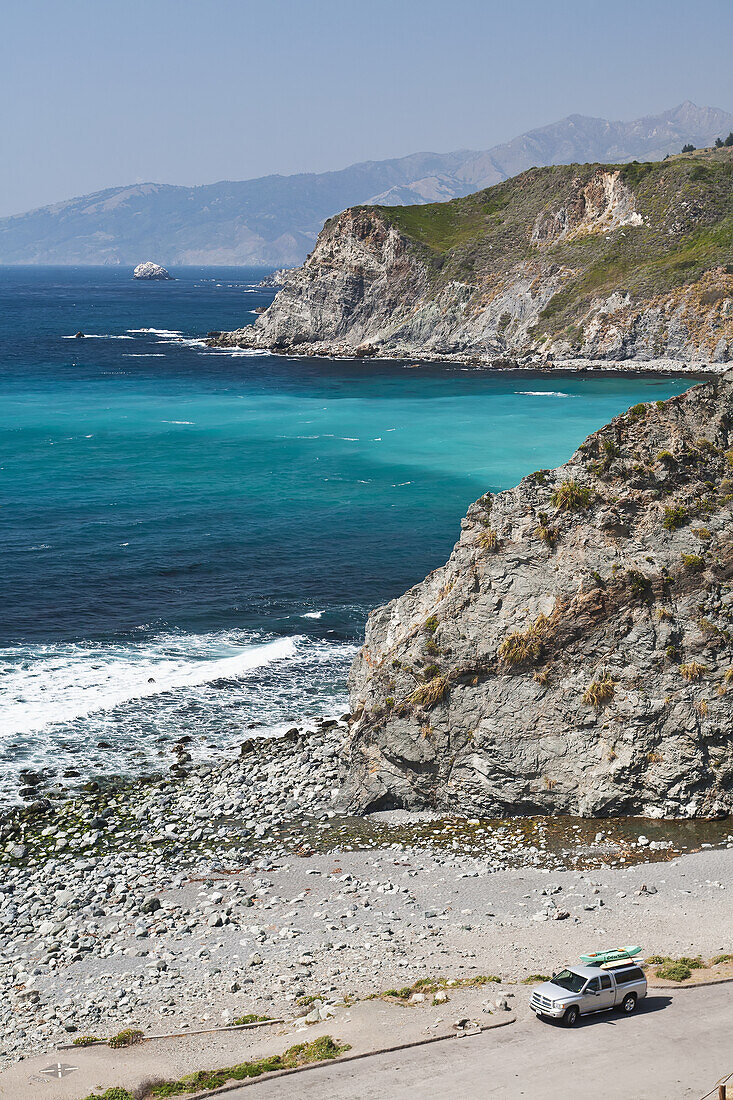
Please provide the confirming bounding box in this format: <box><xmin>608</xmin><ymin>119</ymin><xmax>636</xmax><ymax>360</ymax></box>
<box><xmin>373</xmin><ymin>148</ymin><xmax>733</xmax><ymax>335</ymax></box>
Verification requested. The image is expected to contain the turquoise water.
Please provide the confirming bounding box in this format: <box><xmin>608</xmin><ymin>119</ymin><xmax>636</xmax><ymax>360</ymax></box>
<box><xmin>0</xmin><ymin>266</ymin><xmax>695</xmax><ymax>800</ymax></box>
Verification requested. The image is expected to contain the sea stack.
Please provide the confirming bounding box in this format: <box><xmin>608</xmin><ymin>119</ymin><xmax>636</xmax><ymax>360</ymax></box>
<box><xmin>133</xmin><ymin>261</ymin><xmax>174</xmax><ymax>281</ymax></box>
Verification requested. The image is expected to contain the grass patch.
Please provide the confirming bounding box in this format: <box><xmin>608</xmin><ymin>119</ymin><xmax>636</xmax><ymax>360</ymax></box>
<box><xmin>679</xmin><ymin>661</ymin><xmax>707</xmax><ymax>682</ymax></box>
<box><xmin>656</xmin><ymin>450</ymin><xmax>677</xmax><ymax>467</ymax></box>
<box><xmin>408</xmin><ymin>675</ymin><xmax>449</xmax><ymax>708</ymax></box>
<box><xmin>380</xmin><ymin>974</ymin><xmax>501</xmax><ymax>1001</ymax></box>
<box><xmin>552</xmin><ymin>480</ymin><xmax>593</xmax><ymax>512</ymax></box>
<box><xmin>582</xmin><ymin>673</ymin><xmax>616</xmax><ymax>708</ymax></box>
<box><xmin>648</xmin><ymin>955</ymin><xmax>705</xmax><ymax>982</ymax></box>
<box><xmin>681</xmin><ymin>553</ymin><xmax>705</xmax><ymax>572</ymax></box>
<box><xmin>478</xmin><ymin>528</ymin><xmax>499</xmax><ymax>551</ymax></box>
<box><xmin>232</xmin><ymin>1014</ymin><xmax>273</xmax><ymax>1026</ymax></box>
<box><xmin>522</xmin><ymin>974</ymin><xmax>552</xmax><ymax>984</ymax></box>
<box><xmin>108</xmin><ymin>1028</ymin><xmax>144</xmax><ymax>1049</ymax></box>
<box><xmin>141</xmin><ymin>1036</ymin><xmax>349</xmax><ymax>1096</ymax></box>
<box><xmin>498</xmin><ymin>614</ymin><xmax>549</xmax><ymax>666</ymax></box>
<box><xmin>663</xmin><ymin>504</ymin><xmax>688</xmax><ymax>531</ymax></box>
<box><xmin>79</xmin><ymin>1090</ymin><xmax>134</xmax><ymax>1100</ymax></box>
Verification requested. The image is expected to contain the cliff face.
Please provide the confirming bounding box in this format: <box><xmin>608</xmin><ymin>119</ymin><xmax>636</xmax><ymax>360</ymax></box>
<box><xmin>213</xmin><ymin>151</ymin><xmax>733</xmax><ymax>366</ymax></box>
<box><xmin>345</xmin><ymin>374</ymin><xmax>733</xmax><ymax>819</ymax></box>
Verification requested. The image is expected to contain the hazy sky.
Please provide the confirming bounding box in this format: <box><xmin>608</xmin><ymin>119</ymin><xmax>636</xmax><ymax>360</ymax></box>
<box><xmin>2</xmin><ymin>0</ymin><xmax>733</xmax><ymax>217</ymax></box>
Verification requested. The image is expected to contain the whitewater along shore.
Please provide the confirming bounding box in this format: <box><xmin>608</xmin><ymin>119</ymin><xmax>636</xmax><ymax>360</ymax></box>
<box><xmin>1</xmin><ymin>721</ymin><xmax>731</xmax><ymax>1073</ymax></box>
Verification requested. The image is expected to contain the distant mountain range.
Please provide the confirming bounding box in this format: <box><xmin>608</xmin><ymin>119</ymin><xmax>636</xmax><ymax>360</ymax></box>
<box><xmin>1</xmin><ymin>101</ymin><xmax>732</xmax><ymax>267</ymax></box>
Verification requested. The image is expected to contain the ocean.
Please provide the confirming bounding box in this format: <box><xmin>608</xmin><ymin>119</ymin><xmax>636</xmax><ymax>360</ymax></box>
<box><xmin>0</xmin><ymin>266</ymin><xmax>695</xmax><ymax>802</ymax></box>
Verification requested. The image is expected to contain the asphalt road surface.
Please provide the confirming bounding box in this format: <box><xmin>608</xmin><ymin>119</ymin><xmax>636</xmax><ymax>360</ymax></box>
<box><xmin>229</xmin><ymin>984</ymin><xmax>732</xmax><ymax>1100</ymax></box>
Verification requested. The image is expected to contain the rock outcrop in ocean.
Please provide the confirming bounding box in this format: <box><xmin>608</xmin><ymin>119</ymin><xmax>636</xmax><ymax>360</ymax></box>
<box><xmin>345</xmin><ymin>373</ymin><xmax>733</xmax><ymax>819</ymax></box>
<box><xmin>212</xmin><ymin>149</ymin><xmax>733</xmax><ymax>367</ymax></box>
<box><xmin>133</xmin><ymin>261</ymin><xmax>173</xmax><ymax>280</ymax></box>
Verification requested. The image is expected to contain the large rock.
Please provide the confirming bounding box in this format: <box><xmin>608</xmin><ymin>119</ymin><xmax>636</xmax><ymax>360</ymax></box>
<box><xmin>133</xmin><ymin>261</ymin><xmax>173</xmax><ymax>281</ymax></box>
<box><xmin>345</xmin><ymin>374</ymin><xmax>733</xmax><ymax>819</ymax></box>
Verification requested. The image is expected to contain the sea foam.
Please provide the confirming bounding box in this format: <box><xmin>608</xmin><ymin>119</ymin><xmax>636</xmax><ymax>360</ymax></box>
<box><xmin>0</xmin><ymin>633</ymin><xmax>297</xmax><ymax>737</ymax></box>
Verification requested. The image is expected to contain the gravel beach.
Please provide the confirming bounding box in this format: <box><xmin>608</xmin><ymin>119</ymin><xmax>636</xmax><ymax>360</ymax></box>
<box><xmin>1</xmin><ymin>721</ymin><xmax>731</xmax><ymax>1070</ymax></box>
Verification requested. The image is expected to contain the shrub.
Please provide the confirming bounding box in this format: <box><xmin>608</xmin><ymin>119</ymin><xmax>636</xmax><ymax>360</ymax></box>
<box><xmin>655</xmin><ymin>450</ymin><xmax>677</xmax><ymax>467</ymax></box>
<box><xmin>628</xmin><ymin>403</ymin><xmax>648</xmax><ymax>418</ymax></box>
<box><xmin>424</xmin><ymin>615</ymin><xmax>439</xmax><ymax>634</ymax></box>
<box><xmin>681</xmin><ymin>553</ymin><xmax>705</xmax><ymax>572</ymax></box>
<box><xmin>582</xmin><ymin>673</ymin><xmax>616</xmax><ymax>708</ymax></box>
<box><xmin>626</xmin><ymin>569</ymin><xmax>651</xmax><ymax>599</ymax></box>
<box><xmin>233</xmin><ymin>1014</ymin><xmax>272</xmax><ymax>1026</ymax></box>
<box><xmin>679</xmin><ymin>661</ymin><xmax>707</xmax><ymax>682</ymax></box>
<box><xmin>552</xmin><ymin>480</ymin><xmax>593</xmax><ymax>511</ymax></box>
<box><xmin>662</xmin><ymin>504</ymin><xmax>688</xmax><ymax>531</ymax></box>
<box><xmin>522</xmin><ymin>974</ymin><xmax>551</xmax><ymax>984</ymax></box>
<box><xmin>711</xmin><ymin>953</ymin><xmax>733</xmax><ymax>965</ymax></box>
<box><xmin>535</xmin><ymin>511</ymin><xmax>558</xmax><ymax>545</ymax></box>
<box><xmin>72</xmin><ymin>1035</ymin><xmax>101</xmax><ymax>1047</ymax></box>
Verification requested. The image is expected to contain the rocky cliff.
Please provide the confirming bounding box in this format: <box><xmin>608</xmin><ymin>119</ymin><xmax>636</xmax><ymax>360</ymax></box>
<box><xmin>214</xmin><ymin>149</ymin><xmax>733</xmax><ymax>366</ymax></box>
<box><xmin>345</xmin><ymin>374</ymin><xmax>733</xmax><ymax>819</ymax></box>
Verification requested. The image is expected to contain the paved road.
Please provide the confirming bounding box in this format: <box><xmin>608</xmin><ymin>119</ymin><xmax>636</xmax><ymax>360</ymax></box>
<box><xmin>230</xmin><ymin>984</ymin><xmax>732</xmax><ymax>1100</ymax></box>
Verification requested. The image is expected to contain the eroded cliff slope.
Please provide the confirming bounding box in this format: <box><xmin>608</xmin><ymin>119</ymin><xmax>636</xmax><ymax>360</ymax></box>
<box><xmin>213</xmin><ymin>150</ymin><xmax>733</xmax><ymax>366</ymax></box>
<box><xmin>345</xmin><ymin>374</ymin><xmax>733</xmax><ymax>818</ymax></box>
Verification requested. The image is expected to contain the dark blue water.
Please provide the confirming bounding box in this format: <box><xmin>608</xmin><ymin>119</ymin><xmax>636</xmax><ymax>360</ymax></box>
<box><xmin>0</xmin><ymin>266</ymin><xmax>694</xmax><ymax>799</ymax></box>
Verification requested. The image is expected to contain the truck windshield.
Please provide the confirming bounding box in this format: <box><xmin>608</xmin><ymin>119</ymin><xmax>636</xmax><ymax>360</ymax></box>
<box><xmin>551</xmin><ymin>970</ymin><xmax>587</xmax><ymax>993</ymax></box>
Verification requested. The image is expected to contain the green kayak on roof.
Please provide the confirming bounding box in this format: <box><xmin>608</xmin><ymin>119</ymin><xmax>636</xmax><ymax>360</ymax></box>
<box><xmin>580</xmin><ymin>946</ymin><xmax>642</xmax><ymax>966</ymax></box>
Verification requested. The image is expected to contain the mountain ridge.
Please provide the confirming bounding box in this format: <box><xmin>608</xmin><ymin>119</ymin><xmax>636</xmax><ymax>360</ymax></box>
<box><xmin>1</xmin><ymin>101</ymin><xmax>731</xmax><ymax>266</ymax></box>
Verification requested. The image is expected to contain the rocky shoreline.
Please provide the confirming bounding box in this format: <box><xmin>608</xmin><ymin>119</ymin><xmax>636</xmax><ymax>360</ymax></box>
<box><xmin>2</xmin><ymin>719</ymin><xmax>732</xmax><ymax>1069</ymax></box>
<box><xmin>206</xmin><ymin>334</ymin><xmax>729</xmax><ymax>376</ymax></box>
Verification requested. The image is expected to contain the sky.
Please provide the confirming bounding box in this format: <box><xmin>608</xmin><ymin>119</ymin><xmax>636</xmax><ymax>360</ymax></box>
<box><xmin>1</xmin><ymin>0</ymin><xmax>733</xmax><ymax>217</ymax></box>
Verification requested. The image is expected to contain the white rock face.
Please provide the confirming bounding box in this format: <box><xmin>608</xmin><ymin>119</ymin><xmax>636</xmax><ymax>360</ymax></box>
<box><xmin>133</xmin><ymin>261</ymin><xmax>173</xmax><ymax>281</ymax></box>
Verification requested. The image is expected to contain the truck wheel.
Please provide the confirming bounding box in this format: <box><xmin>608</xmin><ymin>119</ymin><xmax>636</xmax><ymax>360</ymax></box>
<box><xmin>621</xmin><ymin>993</ymin><xmax>637</xmax><ymax>1014</ymax></box>
<box><xmin>563</xmin><ymin>1006</ymin><xmax>580</xmax><ymax>1027</ymax></box>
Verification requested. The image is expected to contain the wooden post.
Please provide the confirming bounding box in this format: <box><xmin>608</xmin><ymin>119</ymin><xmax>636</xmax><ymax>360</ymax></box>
<box><xmin>718</xmin><ymin>1084</ymin><xmax>726</xmax><ymax>1100</ymax></box>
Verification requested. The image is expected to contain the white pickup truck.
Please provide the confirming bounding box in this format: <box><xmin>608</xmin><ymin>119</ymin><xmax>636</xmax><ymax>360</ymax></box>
<box><xmin>530</xmin><ymin>962</ymin><xmax>647</xmax><ymax>1026</ymax></box>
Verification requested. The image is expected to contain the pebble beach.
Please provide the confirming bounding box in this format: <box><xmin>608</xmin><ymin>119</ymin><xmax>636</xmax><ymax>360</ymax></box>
<box><xmin>2</xmin><ymin>720</ymin><xmax>731</xmax><ymax>1069</ymax></box>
